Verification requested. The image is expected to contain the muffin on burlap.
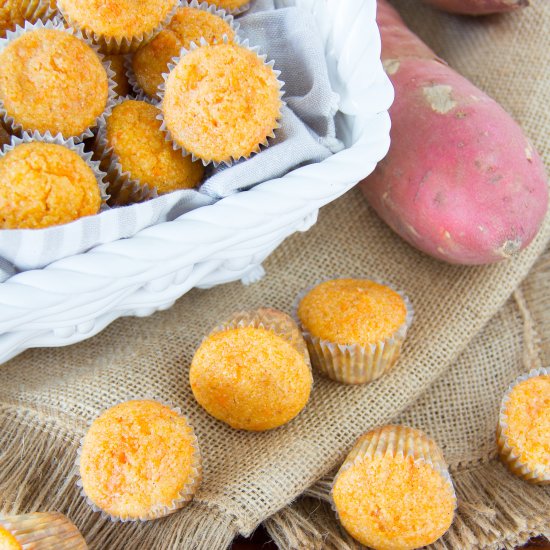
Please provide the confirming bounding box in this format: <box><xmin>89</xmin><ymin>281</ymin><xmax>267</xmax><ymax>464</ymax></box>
<box><xmin>497</xmin><ymin>367</ymin><xmax>549</xmax><ymax>484</ymax></box>
<box><xmin>296</xmin><ymin>278</ymin><xmax>413</xmax><ymax>384</ymax></box>
<box><xmin>161</xmin><ymin>41</ymin><xmax>283</xmax><ymax>166</ymax></box>
<box><xmin>132</xmin><ymin>1</ymin><xmax>237</xmax><ymax>98</ymax></box>
<box><xmin>332</xmin><ymin>425</ymin><xmax>456</xmax><ymax>550</ymax></box>
<box><xmin>0</xmin><ymin>23</ymin><xmax>110</xmax><ymax>139</ymax></box>
<box><xmin>0</xmin><ymin>512</ymin><xmax>87</xmax><ymax>549</ymax></box>
<box><xmin>0</xmin><ymin>139</ymin><xmax>104</xmax><ymax>229</ymax></box>
<box><xmin>56</xmin><ymin>0</ymin><xmax>179</xmax><ymax>54</ymax></box>
<box><xmin>78</xmin><ymin>400</ymin><xmax>202</xmax><ymax>521</ymax></box>
<box><xmin>96</xmin><ymin>98</ymin><xmax>204</xmax><ymax>204</ymax></box>
<box><xmin>190</xmin><ymin>308</ymin><xmax>312</xmax><ymax>431</ymax></box>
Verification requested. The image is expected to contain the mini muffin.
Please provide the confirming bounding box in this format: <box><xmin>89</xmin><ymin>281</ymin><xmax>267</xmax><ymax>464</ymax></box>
<box><xmin>132</xmin><ymin>4</ymin><xmax>237</xmax><ymax>98</ymax></box>
<box><xmin>497</xmin><ymin>367</ymin><xmax>549</xmax><ymax>484</ymax></box>
<box><xmin>98</xmin><ymin>98</ymin><xmax>204</xmax><ymax>203</ymax></box>
<box><xmin>78</xmin><ymin>400</ymin><xmax>202</xmax><ymax>521</ymax></box>
<box><xmin>0</xmin><ymin>512</ymin><xmax>87</xmax><ymax>549</ymax></box>
<box><xmin>161</xmin><ymin>41</ymin><xmax>282</xmax><ymax>165</ymax></box>
<box><xmin>190</xmin><ymin>308</ymin><xmax>312</xmax><ymax>431</ymax></box>
<box><xmin>104</xmin><ymin>54</ymin><xmax>130</xmax><ymax>96</ymax></box>
<box><xmin>0</xmin><ymin>0</ymin><xmax>51</xmax><ymax>38</ymax></box>
<box><xmin>0</xmin><ymin>141</ymin><xmax>102</xmax><ymax>229</ymax></box>
<box><xmin>209</xmin><ymin>0</ymin><xmax>250</xmax><ymax>14</ymax></box>
<box><xmin>296</xmin><ymin>279</ymin><xmax>412</xmax><ymax>384</ymax></box>
<box><xmin>0</xmin><ymin>25</ymin><xmax>109</xmax><ymax>139</ymax></box>
<box><xmin>57</xmin><ymin>0</ymin><xmax>179</xmax><ymax>54</ymax></box>
<box><xmin>332</xmin><ymin>425</ymin><xmax>456</xmax><ymax>550</ymax></box>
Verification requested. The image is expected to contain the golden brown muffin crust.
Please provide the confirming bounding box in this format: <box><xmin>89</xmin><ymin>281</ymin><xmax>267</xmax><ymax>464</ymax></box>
<box><xmin>0</xmin><ymin>142</ymin><xmax>101</xmax><ymax>229</ymax></box>
<box><xmin>79</xmin><ymin>400</ymin><xmax>200</xmax><ymax>520</ymax></box>
<box><xmin>0</xmin><ymin>28</ymin><xmax>108</xmax><ymax>137</ymax></box>
<box><xmin>106</xmin><ymin>99</ymin><xmax>204</xmax><ymax>193</ymax></box>
<box><xmin>133</xmin><ymin>6</ymin><xmax>235</xmax><ymax>97</ymax></box>
<box><xmin>298</xmin><ymin>279</ymin><xmax>408</xmax><ymax>346</ymax></box>
<box><xmin>502</xmin><ymin>374</ymin><xmax>550</xmax><ymax>475</ymax></box>
<box><xmin>58</xmin><ymin>0</ymin><xmax>178</xmax><ymax>41</ymax></box>
<box><xmin>162</xmin><ymin>42</ymin><xmax>281</xmax><ymax>164</ymax></box>
<box><xmin>190</xmin><ymin>326</ymin><xmax>312</xmax><ymax>431</ymax></box>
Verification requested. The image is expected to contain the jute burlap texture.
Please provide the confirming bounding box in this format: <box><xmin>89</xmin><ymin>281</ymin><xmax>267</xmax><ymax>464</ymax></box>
<box><xmin>266</xmin><ymin>2</ymin><xmax>550</xmax><ymax>548</ymax></box>
<box><xmin>1</xmin><ymin>1</ymin><xmax>549</xmax><ymax>549</ymax></box>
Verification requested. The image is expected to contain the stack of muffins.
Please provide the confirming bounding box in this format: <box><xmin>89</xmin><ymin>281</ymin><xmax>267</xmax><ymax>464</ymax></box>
<box><xmin>0</xmin><ymin>0</ymin><xmax>284</xmax><ymax>228</ymax></box>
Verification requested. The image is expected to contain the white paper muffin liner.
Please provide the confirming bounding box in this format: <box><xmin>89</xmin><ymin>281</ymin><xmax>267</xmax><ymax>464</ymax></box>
<box><xmin>0</xmin><ymin>512</ymin><xmax>87</xmax><ymax>549</ymax></box>
<box><xmin>331</xmin><ymin>425</ymin><xmax>457</xmax><ymax>528</ymax></box>
<box><xmin>294</xmin><ymin>278</ymin><xmax>414</xmax><ymax>385</ymax></box>
<box><xmin>124</xmin><ymin>53</ymin><xmax>148</xmax><ymax>100</ymax></box>
<box><xmin>129</xmin><ymin>0</ymin><xmax>240</xmax><ymax>99</ymax></box>
<box><xmin>1</xmin><ymin>131</ymin><xmax>110</xmax><ymax>209</ymax></box>
<box><xmin>496</xmin><ymin>366</ymin><xmax>550</xmax><ymax>484</ymax></box>
<box><xmin>157</xmin><ymin>35</ymin><xmax>285</xmax><ymax>167</ymax></box>
<box><xmin>0</xmin><ymin>19</ymin><xmax>117</xmax><ymax>143</ymax></box>
<box><xmin>94</xmin><ymin>95</ymin><xmax>160</xmax><ymax>206</ymax></box>
<box><xmin>75</xmin><ymin>398</ymin><xmax>202</xmax><ymax>522</ymax></box>
<box><xmin>56</xmin><ymin>0</ymin><xmax>180</xmax><ymax>54</ymax></box>
<box><xmin>5</xmin><ymin>0</ymin><xmax>57</xmax><ymax>29</ymax></box>
<box><xmin>211</xmin><ymin>308</ymin><xmax>312</xmax><ymax>369</ymax></box>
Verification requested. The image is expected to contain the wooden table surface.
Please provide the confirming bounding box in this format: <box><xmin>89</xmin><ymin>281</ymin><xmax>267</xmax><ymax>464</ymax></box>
<box><xmin>231</xmin><ymin>528</ymin><xmax>549</xmax><ymax>549</ymax></box>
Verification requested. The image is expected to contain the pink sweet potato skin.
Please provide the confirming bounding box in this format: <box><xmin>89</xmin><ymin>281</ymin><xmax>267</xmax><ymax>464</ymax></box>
<box><xmin>423</xmin><ymin>0</ymin><xmax>528</xmax><ymax>15</ymax></box>
<box><xmin>361</xmin><ymin>0</ymin><xmax>548</xmax><ymax>265</ymax></box>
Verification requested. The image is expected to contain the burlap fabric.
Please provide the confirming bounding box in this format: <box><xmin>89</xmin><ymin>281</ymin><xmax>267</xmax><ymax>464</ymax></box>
<box><xmin>0</xmin><ymin>1</ymin><xmax>549</xmax><ymax>549</ymax></box>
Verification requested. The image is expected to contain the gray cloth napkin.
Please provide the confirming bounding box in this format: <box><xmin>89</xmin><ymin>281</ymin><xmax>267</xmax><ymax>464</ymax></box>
<box><xmin>0</xmin><ymin>1</ymin><xmax>341</xmax><ymax>281</ymax></box>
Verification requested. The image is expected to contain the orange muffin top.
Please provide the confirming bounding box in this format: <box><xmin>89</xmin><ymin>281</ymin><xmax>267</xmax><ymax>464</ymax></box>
<box><xmin>79</xmin><ymin>400</ymin><xmax>200</xmax><ymax>520</ymax></box>
<box><xmin>0</xmin><ymin>142</ymin><xmax>101</xmax><ymax>229</ymax></box>
<box><xmin>104</xmin><ymin>54</ymin><xmax>130</xmax><ymax>96</ymax></box>
<box><xmin>106</xmin><ymin>99</ymin><xmax>204</xmax><ymax>193</ymax></box>
<box><xmin>162</xmin><ymin>42</ymin><xmax>282</xmax><ymax>164</ymax></box>
<box><xmin>502</xmin><ymin>374</ymin><xmax>550</xmax><ymax>476</ymax></box>
<box><xmin>298</xmin><ymin>279</ymin><xmax>408</xmax><ymax>346</ymax></box>
<box><xmin>0</xmin><ymin>1</ymin><xmax>24</xmax><ymax>39</ymax></box>
<box><xmin>0</xmin><ymin>28</ymin><xmax>108</xmax><ymax>137</ymax></box>
<box><xmin>333</xmin><ymin>451</ymin><xmax>455</xmax><ymax>550</ymax></box>
<box><xmin>209</xmin><ymin>0</ymin><xmax>249</xmax><ymax>12</ymax></box>
<box><xmin>58</xmin><ymin>0</ymin><xmax>178</xmax><ymax>41</ymax></box>
<box><xmin>0</xmin><ymin>526</ymin><xmax>21</xmax><ymax>550</ymax></box>
<box><xmin>133</xmin><ymin>6</ymin><xmax>236</xmax><ymax>98</ymax></box>
<box><xmin>190</xmin><ymin>326</ymin><xmax>312</xmax><ymax>431</ymax></box>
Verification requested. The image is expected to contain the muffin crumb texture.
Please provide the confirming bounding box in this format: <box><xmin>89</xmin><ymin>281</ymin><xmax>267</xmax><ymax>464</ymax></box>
<box><xmin>133</xmin><ymin>6</ymin><xmax>236</xmax><ymax>97</ymax></box>
<box><xmin>0</xmin><ymin>28</ymin><xmax>108</xmax><ymax>137</ymax></box>
<box><xmin>106</xmin><ymin>99</ymin><xmax>204</xmax><ymax>193</ymax></box>
<box><xmin>502</xmin><ymin>374</ymin><xmax>550</xmax><ymax>476</ymax></box>
<box><xmin>58</xmin><ymin>0</ymin><xmax>178</xmax><ymax>41</ymax></box>
<box><xmin>190</xmin><ymin>326</ymin><xmax>312</xmax><ymax>431</ymax></box>
<box><xmin>0</xmin><ymin>142</ymin><xmax>101</xmax><ymax>229</ymax></box>
<box><xmin>333</xmin><ymin>452</ymin><xmax>455</xmax><ymax>550</ymax></box>
<box><xmin>210</xmin><ymin>0</ymin><xmax>249</xmax><ymax>11</ymax></box>
<box><xmin>298</xmin><ymin>279</ymin><xmax>407</xmax><ymax>346</ymax></box>
<box><xmin>163</xmin><ymin>42</ymin><xmax>281</xmax><ymax>164</ymax></box>
<box><xmin>79</xmin><ymin>400</ymin><xmax>200</xmax><ymax>520</ymax></box>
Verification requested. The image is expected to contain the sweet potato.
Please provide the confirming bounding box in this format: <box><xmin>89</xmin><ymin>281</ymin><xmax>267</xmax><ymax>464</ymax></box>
<box><xmin>423</xmin><ymin>0</ymin><xmax>528</xmax><ymax>15</ymax></box>
<box><xmin>361</xmin><ymin>0</ymin><xmax>548</xmax><ymax>265</ymax></box>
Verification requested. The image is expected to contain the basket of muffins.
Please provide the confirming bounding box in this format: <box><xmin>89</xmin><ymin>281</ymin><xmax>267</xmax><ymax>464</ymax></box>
<box><xmin>0</xmin><ymin>0</ymin><xmax>394</xmax><ymax>362</ymax></box>
<box><xmin>0</xmin><ymin>0</ymin><xmax>283</xmax><ymax>226</ymax></box>
<box><xmin>2</xmin><ymin>278</ymin><xmax>546</xmax><ymax>548</ymax></box>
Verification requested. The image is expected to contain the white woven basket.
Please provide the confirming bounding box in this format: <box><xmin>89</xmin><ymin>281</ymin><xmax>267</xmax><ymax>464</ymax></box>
<box><xmin>0</xmin><ymin>0</ymin><xmax>393</xmax><ymax>364</ymax></box>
